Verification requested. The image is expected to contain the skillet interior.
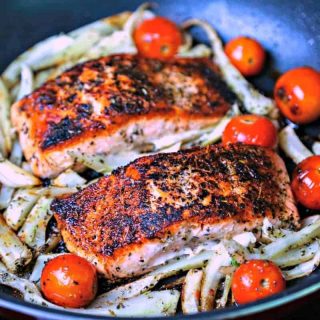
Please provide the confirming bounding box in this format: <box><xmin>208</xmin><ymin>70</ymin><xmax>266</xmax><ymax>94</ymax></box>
<box><xmin>0</xmin><ymin>0</ymin><xmax>319</xmax><ymax>319</ymax></box>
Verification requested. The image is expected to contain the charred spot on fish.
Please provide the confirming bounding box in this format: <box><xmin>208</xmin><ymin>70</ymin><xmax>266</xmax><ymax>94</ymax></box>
<box><xmin>67</xmin><ymin>93</ymin><xmax>77</xmax><ymax>103</ymax></box>
<box><xmin>90</xmin><ymin>121</ymin><xmax>106</xmax><ymax>130</ymax></box>
<box><xmin>209</xmin><ymin>101</ymin><xmax>220</xmax><ymax>108</ymax></box>
<box><xmin>51</xmin><ymin>197</ymin><xmax>82</xmax><ymax>220</ymax></box>
<box><xmin>76</xmin><ymin>103</ymin><xmax>93</xmax><ymax>118</ymax></box>
<box><xmin>41</xmin><ymin>117</ymin><xmax>83</xmax><ymax>149</ymax></box>
<box><xmin>253</xmin><ymin>198</ymin><xmax>272</xmax><ymax>215</ymax></box>
<box><xmin>211</xmin><ymin>195</ymin><xmax>238</xmax><ymax>217</ymax></box>
<box><xmin>89</xmin><ymin>61</ymin><xmax>104</xmax><ymax>72</ymax></box>
<box><xmin>102</xmin><ymin>215</ymin><xmax>137</xmax><ymax>255</ymax></box>
<box><xmin>108</xmin><ymin>95</ymin><xmax>148</xmax><ymax>115</ymax></box>
<box><xmin>36</xmin><ymin>91</ymin><xmax>57</xmax><ymax>106</ymax></box>
<box><xmin>140</xmin><ymin>213</ymin><xmax>165</xmax><ymax>238</ymax></box>
<box><xmin>235</xmin><ymin>162</ymin><xmax>262</xmax><ymax>182</ymax></box>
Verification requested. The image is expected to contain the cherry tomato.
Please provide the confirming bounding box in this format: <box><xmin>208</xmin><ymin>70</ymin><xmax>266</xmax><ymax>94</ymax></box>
<box><xmin>274</xmin><ymin>67</ymin><xmax>320</xmax><ymax>124</ymax></box>
<box><xmin>222</xmin><ymin>115</ymin><xmax>277</xmax><ymax>147</ymax></box>
<box><xmin>133</xmin><ymin>16</ymin><xmax>182</xmax><ymax>59</ymax></box>
<box><xmin>225</xmin><ymin>36</ymin><xmax>266</xmax><ymax>76</ymax></box>
<box><xmin>232</xmin><ymin>260</ymin><xmax>286</xmax><ymax>304</ymax></box>
<box><xmin>40</xmin><ymin>254</ymin><xmax>98</xmax><ymax>308</ymax></box>
<box><xmin>291</xmin><ymin>155</ymin><xmax>320</xmax><ymax>210</ymax></box>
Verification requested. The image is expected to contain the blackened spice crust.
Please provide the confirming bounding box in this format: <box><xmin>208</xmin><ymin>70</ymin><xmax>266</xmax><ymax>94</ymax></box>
<box><xmin>41</xmin><ymin>117</ymin><xmax>83</xmax><ymax>149</ymax></box>
<box><xmin>15</xmin><ymin>54</ymin><xmax>239</xmax><ymax>152</ymax></box>
<box><xmin>52</xmin><ymin>144</ymin><xmax>299</xmax><ymax>259</ymax></box>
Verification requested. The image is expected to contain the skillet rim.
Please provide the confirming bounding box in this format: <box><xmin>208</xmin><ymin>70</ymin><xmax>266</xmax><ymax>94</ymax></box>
<box><xmin>1</xmin><ymin>271</ymin><xmax>320</xmax><ymax>319</ymax></box>
<box><xmin>0</xmin><ymin>0</ymin><xmax>320</xmax><ymax>318</ymax></box>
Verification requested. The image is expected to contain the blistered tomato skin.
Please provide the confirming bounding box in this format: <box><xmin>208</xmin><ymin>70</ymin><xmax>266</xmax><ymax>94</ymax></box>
<box><xmin>232</xmin><ymin>260</ymin><xmax>286</xmax><ymax>305</ymax></box>
<box><xmin>40</xmin><ymin>254</ymin><xmax>98</xmax><ymax>308</ymax></box>
<box><xmin>225</xmin><ymin>36</ymin><xmax>266</xmax><ymax>76</ymax></box>
<box><xmin>291</xmin><ymin>155</ymin><xmax>320</xmax><ymax>210</ymax></box>
<box><xmin>274</xmin><ymin>67</ymin><xmax>320</xmax><ymax>124</ymax></box>
<box><xmin>222</xmin><ymin>115</ymin><xmax>277</xmax><ymax>148</ymax></box>
<box><xmin>133</xmin><ymin>17</ymin><xmax>182</xmax><ymax>59</ymax></box>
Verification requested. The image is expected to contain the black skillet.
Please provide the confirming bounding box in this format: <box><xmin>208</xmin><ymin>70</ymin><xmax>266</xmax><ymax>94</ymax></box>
<box><xmin>0</xmin><ymin>0</ymin><xmax>319</xmax><ymax>319</ymax></box>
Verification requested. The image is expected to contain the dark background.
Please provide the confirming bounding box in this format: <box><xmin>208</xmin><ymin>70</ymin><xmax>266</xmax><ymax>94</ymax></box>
<box><xmin>0</xmin><ymin>0</ymin><xmax>320</xmax><ymax>319</ymax></box>
<box><xmin>1</xmin><ymin>0</ymin><xmax>320</xmax><ymax>94</ymax></box>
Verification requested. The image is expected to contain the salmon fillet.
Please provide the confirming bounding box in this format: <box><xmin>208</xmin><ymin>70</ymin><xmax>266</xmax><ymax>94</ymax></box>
<box><xmin>51</xmin><ymin>144</ymin><xmax>299</xmax><ymax>280</ymax></box>
<box><xmin>11</xmin><ymin>54</ymin><xmax>238</xmax><ymax>178</ymax></box>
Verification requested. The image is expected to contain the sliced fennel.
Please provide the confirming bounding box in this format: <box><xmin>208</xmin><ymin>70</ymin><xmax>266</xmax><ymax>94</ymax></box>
<box><xmin>272</xmin><ymin>240</ymin><xmax>319</xmax><ymax>268</ymax></box>
<box><xmin>178</xmin><ymin>32</ymin><xmax>193</xmax><ymax>54</ymax></box>
<box><xmin>200</xmin><ymin>243</ymin><xmax>231</xmax><ymax>311</ymax></box>
<box><xmin>0</xmin><ymin>216</ymin><xmax>32</xmax><ymax>273</ymax></box>
<box><xmin>262</xmin><ymin>220</ymin><xmax>320</xmax><ymax>258</ymax></box>
<box><xmin>312</xmin><ymin>142</ymin><xmax>320</xmax><ymax>155</ymax></box>
<box><xmin>200</xmin><ymin>117</ymin><xmax>231</xmax><ymax>146</ymax></box>
<box><xmin>8</xmin><ymin>139</ymin><xmax>23</xmax><ymax>166</ymax></box>
<box><xmin>29</xmin><ymin>254</ymin><xmax>64</xmax><ymax>285</ymax></box>
<box><xmin>0</xmin><ymin>271</ymin><xmax>57</xmax><ymax>308</ymax></box>
<box><xmin>94</xmin><ymin>250</ymin><xmax>212</xmax><ymax>306</ymax></box>
<box><xmin>150</xmin><ymin>250</ymin><xmax>213</xmax><ymax>278</ymax></box>
<box><xmin>0</xmin><ymin>78</ymin><xmax>12</xmax><ymax>155</ymax></box>
<box><xmin>87</xmin><ymin>290</ymin><xmax>180</xmax><ymax>317</ymax></box>
<box><xmin>2</xmin><ymin>34</ymin><xmax>74</xmax><ymax>87</ymax></box>
<box><xmin>0</xmin><ymin>186</ymin><xmax>16</xmax><ymax>210</ymax></box>
<box><xmin>2</xmin><ymin>10</ymin><xmax>129</xmax><ymax>88</ymax></box>
<box><xmin>91</xmin><ymin>274</ymin><xmax>162</xmax><ymax>307</ymax></box>
<box><xmin>70</xmin><ymin>142</ymin><xmax>182</xmax><ymax>174</ymax></box>
<box><xmin>68</xmin><ymin>151</ymin><xmax>113</xmax><ymax>173</ymax></box>
<box><xmin>84</xmin><ymin>4</ymin><xmax>154</xmax><ymax>60</ymax></box>
<box><xmin>52</xmin><ymin>169</ymin><xmax>86</xmax><ymax>187</ymax></box>
<box><xmin>16</xmin><ymin>64</ymin><xmax>34</xmax><ymax>101</ymax></box>
<box><xmin>9</xmin><ymin>82</ymin><xmax>20</xmax><ymax>101</ymax></box>
<box><xmin>1</xmin><ymin>270</ymin><xmax>179</xmax><ymax>316</ymax></box>
<box><xmin>178</xmin><ymin>44</ymin><xmax>212</xmax><ymax>58</ymax></box>
<box><xmin>232</xmin><ymin>232</ymin><xmax>256</xmax><ymax>248</ymax></box>
<box><xmin>279</xmin><ymin>126</ymin><xmax>313</xmax><ymax>164</ymax></box>
<box><xmin>282</xmin><ymin>243</ymin><xmax>320</xmax><ymax>280</ymax></box>
<box><xmin>181</xmin><ymin>269</ymin><xmax>203</xmax><ymax>314</ymax></box>
<box><xmin>18</xmin><ymin>196</ymin><xmax>53</xmax><ymax>249</ymax></box>
<box><xmin>0</xmin><ymin>139</ymin><xmax>24</xmax><ymax>209</ymax></box>
<box><xmin>301</xmin><ymin>215</ymin><xmax>320</xmax><ymax>228</ymax></box>
<box><xmin>216</xmin><ymin>274</ymin><xmax>233</xmax><ymax>309</ymax></box>
<box><xmin>150</xmin><ymin>127</ymin><xmax>213</xmax><ymax>151</ymax></box>
<box><xmin>4</xmin><ymin>188</ymin><xmax>44</xmax><ymax>230</ymax></box>
<box><xmin>68</xmin><ymin>11</ymin><xmax>129</xmax><ymax>38</ymax></box>
<box><xmin>0</xmin><ymin>153</ymin><xmax>41</xmax><ymax>188</ymax></box>
<box><xmin>182</xmin><ymin>19</ymin><xmax>275</xmax><ymax>116</ymax></box>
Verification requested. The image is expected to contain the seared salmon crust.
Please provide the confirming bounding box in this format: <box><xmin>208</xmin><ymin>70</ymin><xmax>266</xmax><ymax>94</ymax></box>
<box><xmin>12</xmin><ymin>54</ymin><xmax>238</xmax><ymax>178</ymax></box>
<box><xmin>51</xmin><ymin>144</ymin><xmax>299</xmax><ymax>280</ymax></box>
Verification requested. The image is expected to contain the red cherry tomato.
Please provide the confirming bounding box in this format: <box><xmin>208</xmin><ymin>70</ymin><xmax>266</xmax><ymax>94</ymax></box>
<box><xmin>291</xmin><ymin>155</ymin><xmax>320</xmax><ymax>210</ymax></box>
<box><xmin>40</xmin><ymin>254</ymin><xmax>98</xmax><ymax>308</ymax></box>
<box><xmin>222</xmin><ymin>115</ymin><xmax>277</xmax><ymax>147</ymax></box>
<box><xmin>232</xmin><ymin>260</ymin><xmax>286</xmax><ymax>304</ymax></box>
<box><xmin>225</xmin><ymin>36</ymin><xmax>266</xmax><ymax>76</ymax></box>
<box><xmin>133</xmin><ymin>16</ymin><xmax>182</xmax><ymax>59</ymax></box>
<box><xmin>274</xmin><ymin>67</ymin><xmax>320</xmax><ymax>124</ymax></box>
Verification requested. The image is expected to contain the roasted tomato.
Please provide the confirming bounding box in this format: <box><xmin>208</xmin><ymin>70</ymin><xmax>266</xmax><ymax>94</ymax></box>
<box><xmin>225</xmin><ymin>36</ymin><xmax>266</xmax><ymax>76</ymax></box>
<box><xmin>133</xmin><ymin>16</ymin><xmax>182</xmax><ymax>59</ymax></box>
<box><xmin>291</xmin><ymin>155</ymin><xmax>320</xmax><ymax>210</ymax></box>
<box><xmin>274</xmin><ymin>67</ymin><xmax>320</xmax><ymax>124</ymax></box>
<box><xmin>222</xmin><ymin>114</ymin><xmax>277</xmax><ymax>147</ymax></box>
<box><xmin>232</xmin><ymin>260</ymin><xmax>286</xmax><ymax>304</ymax></box>
<box><xmin>40</xmin><ymin>254</ymin><xmax>98</xmax><ymax>308</ymax></box>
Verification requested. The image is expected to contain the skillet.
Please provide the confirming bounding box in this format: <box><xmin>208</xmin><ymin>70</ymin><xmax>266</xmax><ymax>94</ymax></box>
<box><xmin>0</xmin><ymin>0</ymin><xmax>319</xmax><ymax>319</ymax></box>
